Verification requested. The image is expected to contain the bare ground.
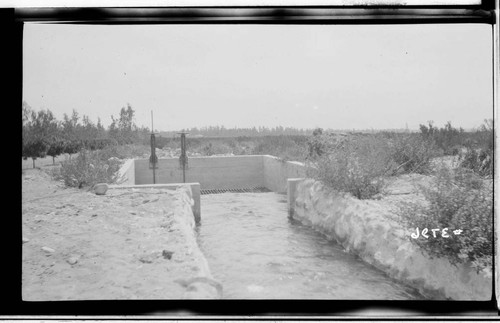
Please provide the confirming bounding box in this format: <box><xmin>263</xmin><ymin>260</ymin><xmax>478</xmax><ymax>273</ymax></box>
<box><xmin>22</xmin><ymin>167</ymin><xmax>219</xmax><ymax>301</ymax></box>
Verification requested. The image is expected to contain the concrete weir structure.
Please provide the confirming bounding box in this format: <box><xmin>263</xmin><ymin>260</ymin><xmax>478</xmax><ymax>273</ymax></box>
<box><xmin>112</xmin><ymin>155</ymin><xmax>492</xmax><ymax>300</ymax></box>
<box><xmin>115</xmin><ymin>155</ymin><xmax>308</xmax><ymax>221</ymax></box>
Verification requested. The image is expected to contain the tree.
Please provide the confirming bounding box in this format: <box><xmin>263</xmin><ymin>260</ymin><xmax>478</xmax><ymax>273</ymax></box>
<box><xmin>22</xmin><ymin>101</ymin><xmax>33</xmax><ymax>157</ymax></box>
<box><xmin>47</xmin><ymin>139</ymin><xmax>66</xmax><ymax>165</ymax></box>
<box><xmin>118</xmin><ymin>104</ymin><xmax>136</xmax><ymax>143</ymax></box>
<box><xmin>108</xmin><ymin>115</ymin><xmax>120</xmax><ymax>143</ymax></box>
<box><xmin>109</xmin><ymin>104</ymin><xmax>138</xmax><ymax>144</ymax></box>
<box><xmin>31</xmin><ymin>109</ymin><xmax>58</xmax><ymax>139</ymax></box>
<box><xmin>23</xmin><ymin>139</ymin><xmax>49</xmax><ymax>168</ymax></box>
<box><xmin>96</xmin><ymin>117</ymin><xmax>107</xmax><ymax>139</ymax></box>
<box><xmin>22</xmin><ymin>107</ymin><xmax>58</xmax><ymax>168</ymax></box>
<box><xmin>22</xmin><ymin>101</ymin><xmax>32</xmax><ymax>126</ymax></box>
<box><xmin>63</xmin><ymin>140</ymin><xmax>82</xmax><ymax>157</ymax></box>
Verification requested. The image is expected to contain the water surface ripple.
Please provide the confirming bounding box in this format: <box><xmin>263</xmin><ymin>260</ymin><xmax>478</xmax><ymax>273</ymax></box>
<box><xmin>197</xmin><ymin>192</ymin><xmax>424</xmax><ymax>300</ymax></box>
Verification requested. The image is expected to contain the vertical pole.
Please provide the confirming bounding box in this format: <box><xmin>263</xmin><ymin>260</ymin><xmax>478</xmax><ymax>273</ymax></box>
<box><xmin>178</xmin><ymin>131</ymin><xmax>189</xmax><ymax>183</ymax></box>
<box><xmin>181</xmin><ymin>133</ymin><xmax>186</xmax><ymax>183</ymax></box>
<box><xmin>151</xmin><ymin>110</ymin><xmax>156</xmax><ymax>184</ymax></box>
<box><xmin>151</xmin><ymin>133</ymin><xmax>156</xmax><ymax>184</ymax></box>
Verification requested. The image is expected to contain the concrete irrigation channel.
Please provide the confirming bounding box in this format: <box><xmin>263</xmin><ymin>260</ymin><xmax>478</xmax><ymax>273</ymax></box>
<box><xmin>112</xmin><ymin>154</ymin><xmax>492</xmax><ymax>300</ymax></box>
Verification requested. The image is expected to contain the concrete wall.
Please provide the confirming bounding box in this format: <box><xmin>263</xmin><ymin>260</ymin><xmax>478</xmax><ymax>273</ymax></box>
<box><xmin>116</xmin><ymin>159</ymin><xmax>135</xmax><ymax>185</ymax></box>
<box><xmin>263</xmin><ymin>155</ymin><xmax>307</xmax><ymax>193</ymax></box>
<box><xmin>108</xmin><ymin>184</ymin><xmax>221</xmax><ymax>298</ymax></box>
<box><xmin>134</xmin><ymin>156</ymin><xmax>265</xmax><ymax>190</ymax></box>
<box><xmin>288</xmin><ymin>178</ymin><xmax>492</xmax><ymax>300</ymax></box>
<box><xmin>110</xmin><ymin>183</ymin><xmax>201</xmax><ymax>224</ymax></box>
<box><xmin>133</xmin><ymin>155</ymin><xmax>308</xmax><ymax>193</ymax></box>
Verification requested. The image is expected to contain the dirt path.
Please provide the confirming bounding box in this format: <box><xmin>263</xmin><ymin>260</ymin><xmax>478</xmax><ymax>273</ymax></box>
<box><xmin>22</xmin><ymin>168</ymin><xmax>220</xmax><ymax>300</ymax></box>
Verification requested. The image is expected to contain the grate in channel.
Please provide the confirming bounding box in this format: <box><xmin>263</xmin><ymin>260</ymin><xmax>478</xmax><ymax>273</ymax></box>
<box><xmin>201</xmin><ymin>187</ymin><xmax>271</xmax><ymax>195</ymax></box>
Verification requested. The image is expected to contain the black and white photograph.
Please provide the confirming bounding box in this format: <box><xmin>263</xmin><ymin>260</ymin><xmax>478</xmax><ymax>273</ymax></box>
<box><xmin>18</xmin><ymin>2</ymin><xmax>495</xmax><ymax>314</ymax></box>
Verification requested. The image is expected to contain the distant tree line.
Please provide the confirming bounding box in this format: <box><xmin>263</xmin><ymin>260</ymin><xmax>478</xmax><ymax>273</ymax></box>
<box><xmin>419</xmin><ymin>120</ymin><xmax>493</xmax><ymax>156</ymax></box>
<box><xmin>22</xmin><ymin>102</ymin><xmax>150</xmax><ymax>168</ymax></box>
<box><xmin>161</xmin><ymin>125</ymin><xmax>313</xmax><ymax>138</ymax></box>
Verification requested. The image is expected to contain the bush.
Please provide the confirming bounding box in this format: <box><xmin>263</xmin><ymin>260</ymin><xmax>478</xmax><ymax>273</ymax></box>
<box><xmin>459</xmin><ymin>147</ymin><xmax>493</xmax><ymax>178</ymax></box>
<box><xmin>397</xmin><ymin>165</ymin><xmax>493</xmax><ymax>272</ymax></box>
<box><xmin>419</xmin><ymin>121</ymin><xmax>465</xmax><ymax>156</ymax></box>
<box><xmin>306</xmin><ymin>128</ymin><xmax>325</xmax><ymax>158</ymax></box>
<box><xmin>201</xmin><ymin>142</ymin><xmax>233</xmax><ymax>156</ymax></box>
<box><xmin>63</xmin><ymin>140</ymin><xmax>83</xmax><ymax>156</ymax></box>
<box><xmin>388</xmin><ymin>133</ymin><xmax>439</xmax><ymax>175</ymax></box>
<box><xmin>84</xmin><ymin>138</ymin><xmax>118</xmax><ymax>151</ymax></box>
<box><xmin>310</xmin><ymin>135</ymin><xmax>395</xmax><ymax>199</ymax></box>
<box><xmin>57</xmin><ymin>149</ymin><xmax>122</xmax><ymax>188</ymax></box>
<box><xmin>99</xmin><ymin>144</ymin><xmax>150</xmax><ymax>160</ymax></box>
<box><xmin>252</xmin><ymin>135</ymin><xmax>307</xmax><ymax>161</ymax></box>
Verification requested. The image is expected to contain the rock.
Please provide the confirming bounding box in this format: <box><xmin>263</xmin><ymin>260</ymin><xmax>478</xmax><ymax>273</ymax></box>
<box><xmin>93</xmin><ymin>183</ymin><xmax>109</xmax><ymax>195</ymax></box>
<box><xmin>67</xmin><ymin>256</ymin><xmax>79</xmax><ymax>265</ymax></box>
<box><xmin>162</xmin><ymin>250</ymin><xmax>174</xmax><ymax>260</ymax></box>
<box><xmin>139</xmin><ymin>253</ymin><xmax>157</xmax><ymax>264</ymax></box>
<box><xmin>22</xmin><ymin>237</ymin><xmax>29</xmax><ymax>243</ymax></box>
<box><xmin>41</xmin><ymin>246</ymin><xmax>55</xmax><ymax>253</ymax></box>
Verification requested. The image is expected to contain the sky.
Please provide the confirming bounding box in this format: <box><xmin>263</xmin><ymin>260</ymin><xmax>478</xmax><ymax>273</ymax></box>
<box><xmin>23</xmin><ymin>23</ymin><xmax>493</xmax><ymax>132</ymax></box>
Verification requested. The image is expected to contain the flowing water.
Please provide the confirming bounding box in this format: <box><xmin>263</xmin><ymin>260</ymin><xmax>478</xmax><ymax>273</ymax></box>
<box><xmin>196</xmin><ymin>192</ymin><xmax>425</xmax><ymax>300</ymax></box>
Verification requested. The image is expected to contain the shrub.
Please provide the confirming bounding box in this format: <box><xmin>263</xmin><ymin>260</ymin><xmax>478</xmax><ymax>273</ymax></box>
<box><xmin>99</xmin><ymin>144</ymin><xmax>150</xmax><ymax>160</ymax></box>
<box><xmin>252</xmin><ymin>135</ymin><xmax>307</xmax><ymax>161</ymax></box>
<box><xmin>388</xmin><ymin>133</ymin><xmax>439</xmax><ymax>175</ymax></box>
<box><xmin>201</xmin><ymin>142</ymin><xmax>233</xmax><ymax>156</ymax></box>
<box><xmin>397</xmin><ymin>165</ymin><xmax>493</xmax><ymax>273</ymax></box>
<box><xmin>84</xmin><ymin>138</ymin><xmax>118</xmax><ymax>151</ymax></box>
<box><xmin>419</xmin><ymin>121</ymin><xmax>465</xmax><ymax>156</ymax></box>
<box><xmin>57</xmin><ymin>149</ymin><xmax>122</xmax><ymax>188</ymax></box>
<box><xmin>307</xmin><ymin>128</ymin><xmax>325</xmax><ymax>158</ymax></box>
<box><xmin>458</xmin><ymin>144</ymin><xmax>492</xmax><ymax>178</ymax></box>
<box><xmin>63</xmin><ymin>140</ymin><xmax>83</xmax><ymax>156</ymax></box>
<box><xmin>310</xmin><ymin>135</ymin><xmax>395</xmax><ymax>199</ymax></box>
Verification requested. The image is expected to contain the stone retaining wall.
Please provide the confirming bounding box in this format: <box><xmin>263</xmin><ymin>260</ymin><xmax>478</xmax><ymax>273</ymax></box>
<box><xmin>288</xmin><ymin>178</ymin><xmax>492</xmax><ymax>300</ymax></box>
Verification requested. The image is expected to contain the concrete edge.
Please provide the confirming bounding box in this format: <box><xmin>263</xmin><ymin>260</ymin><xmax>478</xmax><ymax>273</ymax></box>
<box><xmin>288</xmin><ymin>178</ymin><xmax>492</xmax><ymax>300</ymax></box>
<box><xmin>262</xmin><ymin>154</ymin><xmax>306</xmax><ymax>166</ymax></box>
<box><xmin>134</xmin><ymin>154</ymin><xmax>276</xmax><ymax>161</ymax></box>
<box><xmin>109</xmin><ymin>183</ymin><xmax>201</xmax><ymax>225</ymax></box>
<box><xmin>108</xmin><ymin>182</ymin><xmax>218</xmax><ymax>298</ymax></box>
<box><xmin>116</xmin><ymin>158</ymin><xmax>135</xmax><ymax>185</ymax></box>
<box><xmin>170</xmin><ymin>186</ymin><xmax>222</xmax><ymax>299</ymax></box>
<box><xmin>287</xmin><ymin>178</ymin><xmax>306</xmax><ymax>218</ymax></box>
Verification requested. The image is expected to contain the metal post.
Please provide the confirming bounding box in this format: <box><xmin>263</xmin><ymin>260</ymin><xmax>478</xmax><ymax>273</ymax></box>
<box><xmin>150</xmin><ymin>110</ymin><xmax>157</xmax><ymax>184</ymax></box>
<box><xmin>151</xmin><ymin>133</ymin><xmax>156</xmax><ymax>184</ymax></box>
<box><xmin>178</xmin><ymin>131</ymin><xmax>189</xmax><ymax>183</ymax></box>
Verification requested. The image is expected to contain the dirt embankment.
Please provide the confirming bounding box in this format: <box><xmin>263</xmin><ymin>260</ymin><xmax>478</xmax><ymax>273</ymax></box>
<box><xmin>22</xmin><ymin>168</ymin><xmax>221</xmax><ymax>300</ymax></box>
